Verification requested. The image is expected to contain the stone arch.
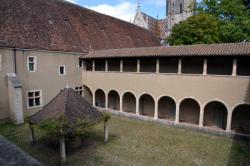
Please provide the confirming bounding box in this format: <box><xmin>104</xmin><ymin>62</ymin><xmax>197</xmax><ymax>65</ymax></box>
<box><xmin>203</xmin><ymin>101</ymin><xmax>228</xmax><ymax>130</ymax></box>
<box><xmin>108</xmin><ymin>90</ymin><xmax>120</xmax><ymax>110</ymax></box>
<box><xmin>95</xmin><ymin>89</ymin><xmax>106</xmax><ymax>108</ymax></box>
<box><xmin>122</xmin><ymin>92</ymin><xmax>136</xmax><ymax>114</ymax></box>
<box><xmin>82</xmin><ymin>85</ymin><xmax>93</xmax><ymax>105</ymax></box>
<box><xmin>232</xmin><ymin>104</ymin><xmax>250</xmax><ymax>135</ymax></box>
<box><xmin>158</xmin><ymin>96</ymin><xmax>176</xmax><ymax>121</ymax></box>
<box><xmin>179</xmin><ymin>98</ymin><xmax>200</xmax><ymax>125</ymax></box>
<box><xmin>139</xmin><ymin>94</ymin><xmax>155</xmax><ymax>117</ymax></box>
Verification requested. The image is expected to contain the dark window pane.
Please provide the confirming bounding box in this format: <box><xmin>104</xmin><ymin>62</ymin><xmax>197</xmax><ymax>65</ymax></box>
<box><xmin>60</xmin><ymin>66</ymin><xmax>65</xmax><ymax>75</ymax></box>
<box><xmin>29</xmin><ymin>63</ymin><xmax>34</xmax><ymax>71</ymax></box>
<box><xmin>29</xmin><ymin>57</ymin><xmax>34</xmax><ymax>62</ymax></box>
<box><xmin>35</xmin><ymin>98</ymin><xmax>40</xmax><ymax>106</ymax></box>
<box><xmin>140</xmin><ymin>58</ymin><xmax>156</xmax><ymax>73</ymax></box>
<box><xmin>123</xmin><ymin>59</ymin><xmax>137</xmax><ymax>72</ymax></box>
<box><xmin>108</xmin><ymin>59</ymin><xmax>120</xmax><ymax>71</ymax></box>
<box><xmin>35</xmin><ymin>91</ymin><xmax>40</xmax><ymax>96</ymax></box>
<box><xmin>29</xmin><ymin>99</ymin><xmax>34</xmax><ymax>107</ymax></box>
<box><xmin>237</xmin><ymin>57</ymin><xmax>250</xmax><ymax>76</ymax></box>
<box><xmin>159</xmin><ymin>58</ymin><xmax>178</xmax><ymax>73</ymax></box>
<box><xmin>95</xmin><ymin>60</ymin><xmax>105</xmax><ymax>71</ymax></box>
<box><xmin>182</xmin><ymin>57</ymin><xmax>203</xmax><ymax>74</ymax></box>
<box><xmin>28</xmin><ymin>92</ymin><xmax>33</xmax><ymax>97</ymax></box>
<box><xmin>207</xmin><ymin>57</ymin><xmax>233</xmax><ymax>75</ymax></box>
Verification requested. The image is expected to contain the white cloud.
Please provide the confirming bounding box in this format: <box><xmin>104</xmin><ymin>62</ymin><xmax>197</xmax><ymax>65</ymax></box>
<box><xmin>85</xmin><ymin>2</ymin><xmax>136</xmax><ymax>22</ymax></box>
<box><xmin>65</xmin><ymin>0</ymin><xmax>76</xmax><ymax>4</ymax></box>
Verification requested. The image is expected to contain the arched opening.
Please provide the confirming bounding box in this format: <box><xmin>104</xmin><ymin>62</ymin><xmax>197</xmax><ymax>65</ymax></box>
<box><xmin>139</xmin><ymin>94</ymin><xmax>155</xmax><ymax>117</ymax></box>
<box><xmin>95</xmin><ymin>89</ymin><xmax>105</xmax><ymax>108</ymax></box>
<box><xmin>108</xmin><ymin>90</ymin><xmax>120</xmax><ymax>110</ymax></box>
<box><xmin>122</xmin><ymin>92</ymin><xmax>136</xmax><ymax>114</ymax></box>
<box><xmin>158</xmin><ymin>96</ymin><xmax>176</xmax><ymax>121</ymax></box>
<box><xmin>83</xmin><ymin>85</ymin><xmax>93</xmax><ymax>105</ymax></box>
<box><xmin>204</xmin><ymin>101</ymin><xmax>228</xmax><ymax>130</ymax></box>
<box><xmin>179</xmin><ymin>98</ymin><xmax>200</xmax><ymax>125</ymax></box>
<box><xmin>232</xmin><ymin>104</ymin><xmax>250</xmax><ymax>135</ymax></box>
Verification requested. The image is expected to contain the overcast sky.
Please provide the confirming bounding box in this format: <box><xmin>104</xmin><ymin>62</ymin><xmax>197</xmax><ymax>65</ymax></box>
<box><xmin>65</xmin><ymin>0</ymin><xmax>167</xmax><ymax>22</ymax></box>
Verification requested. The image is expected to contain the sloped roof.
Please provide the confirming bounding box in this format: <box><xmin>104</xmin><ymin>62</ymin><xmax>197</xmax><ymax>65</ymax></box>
<box><xmin>82</xmin><ymin>43</ymin><xmax>250</xmax><ymax>59</ymax></box>
<box><xmin>29</xmin><ymin>88</ymin><xmax>103</xmax><ymax>124</ymax></box>
<box><xmin>0</xmin><ymin>0</ymin><xmax>160</xmax><ymax>52</ymax></box>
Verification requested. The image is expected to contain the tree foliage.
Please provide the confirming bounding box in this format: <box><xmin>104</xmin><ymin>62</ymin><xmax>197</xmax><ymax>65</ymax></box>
<box><xmin>167</xmin><ymin>0</ymin><xmax>250</xmax><ymax>45</ymax></box>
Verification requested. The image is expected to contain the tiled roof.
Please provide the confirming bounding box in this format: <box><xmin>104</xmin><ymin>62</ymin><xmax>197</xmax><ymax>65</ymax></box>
<box><xmin>29</xmin><ymin>88</ymin><xmax>103</xmax><ymax>124</ymax></box>
<box><xmin>0</xmin><ymin>0</ymin><xmax>160</xmax><ymax>52</ymax></box>
<box><xmin>82</xmin><ymin>43</ymin><xmax>250</xmax><ymax>59</ymax></box>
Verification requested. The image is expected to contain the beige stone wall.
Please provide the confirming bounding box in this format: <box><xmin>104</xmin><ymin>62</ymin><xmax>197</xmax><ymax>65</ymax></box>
<box><xmin>0</xmin><ymin>49</ymin><xmax>15</xmax><ymax>120</ymax></box>
<box><xmin>82</xmin><ymin>71</ymin><xmax>250</xmax><ymax>111</ymax></box>
<box><xmin>15</xmin><ymin>49</ymin><xmax>83</xmax><ymax>115</ymax></box>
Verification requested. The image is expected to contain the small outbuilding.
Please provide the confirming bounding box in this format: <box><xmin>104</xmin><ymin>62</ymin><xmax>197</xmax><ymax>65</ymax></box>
<box><xmin>28</xmin><ymin>88</ymin><xmax>110</xmax><ymax>163</ymax></box>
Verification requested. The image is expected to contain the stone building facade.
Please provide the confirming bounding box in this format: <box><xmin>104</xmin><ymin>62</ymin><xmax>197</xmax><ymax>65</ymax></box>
<box><xmin>133</xmin><ymin>0</ymin><xmax>195</xmax><ymax>38</ymax></box>
<box><xmin>81</xmin><ymin>43</ymin><xmax>250</xmax><ymax>136</ymax></box>
<box><xmin>0</xmin><ymin>0</ymin><xmax>159</xmax><ymax>124</ymax></box>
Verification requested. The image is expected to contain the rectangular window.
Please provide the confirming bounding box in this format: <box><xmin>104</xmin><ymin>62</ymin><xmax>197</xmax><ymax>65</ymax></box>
<box><xmin>59</xmin><ymin>65</ymin><xmax>66</xmax><ymax>75</ymax></box>
<box><xmin>79</xmin><ymin>59</ymin><xmax>83</xmax><ymax>68</ymax></box>
<box><xmin>182</xmin><ymin>57</ymin><xmax>203</xmax><ymax>74</ymax></box>
<box><xmin>85</xmin><ymin>60</ymin><xmax>92</xmax><ymax>71</ymax></box>
<box><xmin>159</xmin><ymin>58</ymin><xmax>178</xmax><ymax>73</ymax></box>
<box><xmin>27</xmin><ymin>56</ymin><xmax>36</xmax><ymax>72</ymax></box>
<box><xmin>27</xmin><ymin>90</ymin><xmax>42</xmax><ymax>109</ymax></box>
<box><xmin>237</xmin><ymin>57</ymin><xmax>250</xmax><ymax>76</ymax></box>
<box><xmin>108</xmin><ymin>59</ymin><xmax>120</xmax><ymax>71</ymax></box>
<box><xmin>95</xmin><ymin>59</ymin><xmax>105</xmax><ymax>71</ymax></box>
<box><xmin>75</xmin><ymin>86</ymin><xmax>83</xmax><ymax>96</ymax></box>
<box><xmin>207</xmin><ymin>57</ymin><xmax>233</xmax><ymax>75</ymax></box>
<box><xmin>140</xmin><ymin>58</ymin><xmax>156</xmax><ymax>73</ymax></box>
<box><xmin>123</xmin><ymin>59</ymin><xmax>137</xmax><ymax>72</ymax></box>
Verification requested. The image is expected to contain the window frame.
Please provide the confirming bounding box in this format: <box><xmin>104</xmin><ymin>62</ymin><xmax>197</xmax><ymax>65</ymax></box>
<box><xmin>27</xmin><ymin>56</ymin><xmax>37</xmax><ymax>72</ymax></box>
<box><xmin>59</xmin><ymin>65</ymin><xmax>66</xmax><ymax>76</ymax></box>
<box><xmin>27</xmin><ymin>89</ymin><xmax>43</xmax><ymax>109</ymax></box>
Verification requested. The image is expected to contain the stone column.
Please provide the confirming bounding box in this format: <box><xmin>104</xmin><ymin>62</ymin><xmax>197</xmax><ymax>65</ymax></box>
<box><xmin>137</xmin><ymin>59</ymin><xmax>140</xmax><ymax>73</ymax></box>
<box><xmin>203</xmin><ymin>59</ymin><xmax>207</xmax><ymax>75</ymax></box>
<box><xmin>105</xmin><ymin>60</ymin><xmax>108</xmax><ymax>72</ymax></box>
<box><xmin>104</xmin><ymin>121</ymin><xmax>109</xmax><ymax>142</ymax></box>
<box><xmin>120</xmin><ymin>95</ymin><xmax>123</xmax><ymax>112</ymax></box>
<box><xmin>232</xmin><ymin>59</ymin><xmax>237</xmax><ymax>76</ymax></box>
<box><xmin>154</xmin><ymin>100</ymin><xmax>158</xmax><ymax>120</ymax></box>
<box><xmin>178</xmin><ymin>59</ymin><xmax>182</xmax><ymax>74</ymax></box>
<box><xmin>7</xmin><ymin>73</ymin><xmax>24</xmax><ymax>124</ymax></box>
<box><xmin>60</xmin><ymin>136</ymin><xmax>66</xmax><ymax>163</ymax></box>
<box><xmin>136</xmin><ymin>97</ymin><xmax>140</xmax><ymax>115</ymax></box>
<box><xmin>226</xmin><ymin>111</ymin><xmax>233</xmax><ymax>132</ymax></box>
<box><xmin>92</xmin><ymin>60</ymin><xmax>95</xmax><ymax>71</ymax></box>
<box><xmin>175</xmin><ymin>103</ymin><xmax>180</xmax><ymax>124</ymax></box>
<box><xmin>156</xmin><ymin>59</ymin><xmax>160</xmax><ymax>73</ymax></box>
<box><xmin>93</xmin><ymin>93</ymin><xmax>96</xmax><ymax>106</ymax></box>
<box><xmin>105</xmin><ymin>94</ymin><xmax>108</xmax><ymax>109</ymax></box>
<box><xmin>199</xmin><ymin>107</ymin><xmax>204</xmax><ymax>127</ymax></box>
<box><xmin>120</xmin><ymin>59</ymin><xmax>123</xmax><ymax>72</ymax></box>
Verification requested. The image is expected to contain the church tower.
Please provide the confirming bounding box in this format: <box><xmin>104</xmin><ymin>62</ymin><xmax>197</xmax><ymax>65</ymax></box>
<box><xmin>166</xmin><ymin>0</ymin><xmax>195</xmax><ymax>31</ymax></box>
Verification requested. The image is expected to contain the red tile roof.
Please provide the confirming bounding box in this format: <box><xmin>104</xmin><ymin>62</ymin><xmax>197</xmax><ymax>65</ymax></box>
<box><xmin>29</xmin><ymin>88</ymin><xmax>103</xmax><ymax>124</ymax></box>
<box><xmin>0</xmin><ymin>0</ymin><xmax>160</xmax><ymax>52</ymax></box>
<box><xmin>82</xmin><ymin>43</ymin><xmax>250</xmax><ymax>59</ymax></box>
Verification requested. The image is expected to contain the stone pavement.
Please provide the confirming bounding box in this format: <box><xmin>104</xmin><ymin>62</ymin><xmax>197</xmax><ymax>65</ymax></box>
<box><xmin>0</xmin><ymin>135</ymin><xmax>43</xmax><ymax>166</ymax></box>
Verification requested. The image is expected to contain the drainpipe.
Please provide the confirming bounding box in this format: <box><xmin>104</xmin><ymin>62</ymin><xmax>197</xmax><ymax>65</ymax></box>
<box><xmin>13</xmin><ymin>48</ymin><xmax>17</xmax><ymax>74</ymax></box>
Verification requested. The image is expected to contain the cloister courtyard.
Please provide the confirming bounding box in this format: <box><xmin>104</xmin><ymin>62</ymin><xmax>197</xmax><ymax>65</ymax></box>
<box><xmin>0</xmin><ymin>115</ymin><xmax>249</xmax><ymax>166</ymax></box>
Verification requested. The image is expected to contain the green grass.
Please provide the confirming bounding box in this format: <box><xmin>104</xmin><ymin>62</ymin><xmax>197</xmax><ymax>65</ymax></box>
<box><xmin>0</xmin><ymin>116</ymin><xmax>250</xmax><ymax>166</ymax></box>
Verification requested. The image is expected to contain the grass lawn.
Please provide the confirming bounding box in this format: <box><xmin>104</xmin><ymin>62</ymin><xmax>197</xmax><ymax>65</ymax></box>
<box><xmin>0</xmin><ymin>115</ymin><xmax>250</xmax><ymax>166</ymax></box>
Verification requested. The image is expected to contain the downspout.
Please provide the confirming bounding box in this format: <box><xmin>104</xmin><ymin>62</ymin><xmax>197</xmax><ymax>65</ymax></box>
<box><xmin>13</xmin><ymin>48</ymin><xmax>17</xmax><ymax>74</ymax></box>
